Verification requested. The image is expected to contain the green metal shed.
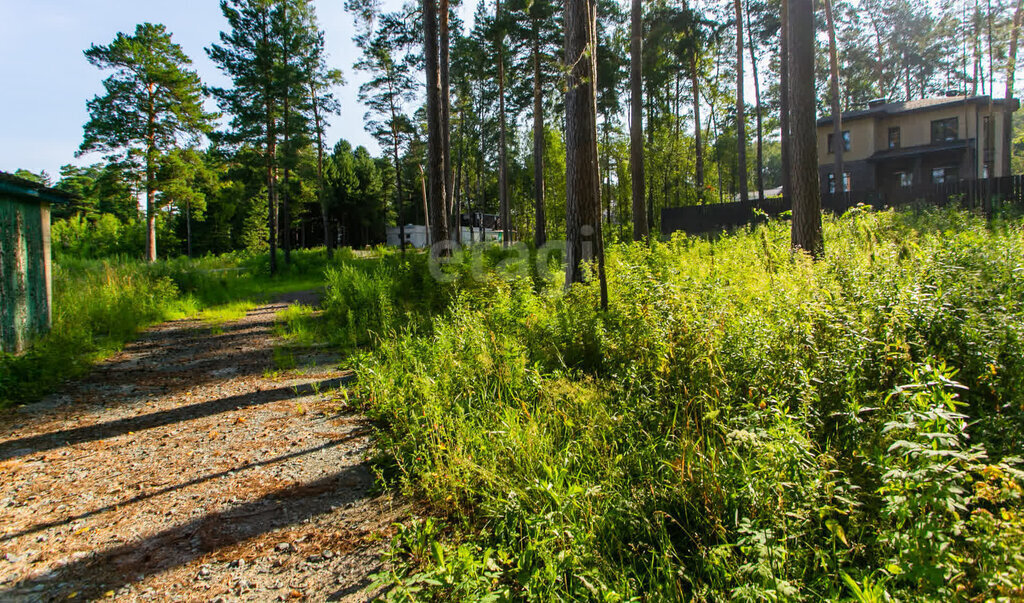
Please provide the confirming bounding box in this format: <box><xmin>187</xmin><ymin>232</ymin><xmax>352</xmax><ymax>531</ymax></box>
<box><xmin>0</xmin><ymin>172</ymin><xmax>71</xmax><ymax>354</ymax></box>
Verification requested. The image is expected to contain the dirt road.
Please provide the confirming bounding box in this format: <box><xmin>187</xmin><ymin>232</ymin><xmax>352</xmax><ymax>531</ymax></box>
<box><xmin>0</xmin><ymin>293</ymin><xmax>400</xmax><ymax>601</ymax></box>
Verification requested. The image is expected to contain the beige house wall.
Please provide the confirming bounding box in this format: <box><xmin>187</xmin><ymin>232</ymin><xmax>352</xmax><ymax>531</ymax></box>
<box><xmin>817</xmin><ymin>100</ymin><xmax>1016</xmax><ymax>179</ymax></box>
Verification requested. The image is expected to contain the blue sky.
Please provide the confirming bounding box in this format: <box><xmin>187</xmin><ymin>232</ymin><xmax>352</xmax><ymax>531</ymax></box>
<box><xmin>0</xmin><ymin>0</ymin><xmax>476</xmax><ymax>181</ymax></box>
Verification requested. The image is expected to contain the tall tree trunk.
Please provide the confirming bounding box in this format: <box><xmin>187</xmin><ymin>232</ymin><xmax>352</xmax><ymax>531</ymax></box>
<box><xmin>603</xmin><ymin>121</ymin><xmax>612</xmax><ymax>225</ymax></box>
<box><xmin>709</xmin><ymin>51</ymin><xmax>727</xmax><ymax>202</ymax></box>
<box><xmin>1004</xmin><ymin>0</ymin><xmax>1022</xmax><ymax>176</ymax></box>
<box><xmin>281</xmin><ymin>2</ymin><xmax>292</xmax><ymax>265</ymax></box>
<box><xmin>735</xmin><ymin>0</ymin><xmax>748</xmax><ymax>204</ymax></box>
<box><xmin>424</xmin><ymin>0</ymin><xmax>448</xmax><ymax>247</ymax></box>
<box><xmin>692</xmin><ymin>56</ymin><xmax>704</xmax><ymax>195</ymax></box>
<box><xmin>789</xmin><ymin>0</ymin><xmax>823</xmax><ymax>257</ymax></box>
<box><xmin>186</xmin><ymin>197</ymin><xmax>192</xmax><ymax>258</ymax></box>
<box><xmin>419</xmin><ymin>164</ymin><xmax>430</xmax><ymax>245</ymax></box>
<box><xmin>145</xmin><ymin>143</ymin><xmax>157</xmax><ymax>263</ymax></box>
<box><xmin>463</xmin><ymin>108</ymin><xmax>474</xmax><ymax>244</ymax></box>
<box><xmin>497</xmin><ymin>0</ymin><xmax>510</xmax><ymax>246</ymax></box>
<box><xmin>310</xmin><ymin>81</ymin><xmax>333</xmax><ymax>258</ymax></box>
<box><xmin>905</xmin><ymin>47</ymin><xmax>914</xmax><ymax>98</ymax></box>
<box><xmin>630</xmin><ymin>0</ymin><xmax>648</xmax><ymax>239</ymax></box>
<box><xmin>674</xmin><ymin>73</ymin><xmax>682</xmax><ymax>206</ymax></box>
<box><xmin>646</xmin><ymin>86</ymin><xmax>655</xmax><ymax>226</ymax></box>
<box><xmin>780</xmin><ymin>0</ymin><xmax>792</xmax><ymax>200</ymax></box>
<box><xmin>1008</xmin><ymin>0</ymin><xmax>1023</xmax><ymax>100</ymax></box>
<box><xmin>565</xmin><ymin>0</ymin><xmax>607</xmax><ymax>310</ymax></box>
<box><xmin>533</xmin><ymin>16</ymin><xmax>548</xmax><ymax>247</ymax></box>
<box><xmin>455</xmin><ymin>105</ymin><xmax>464</xmax><ymax>244</ymax></box>
<box><xmin>987</xmin><ymin>0</ymin><xmax>995</xmax><ymax>98</ymax></box>
<box><xmin>267</xmin><ymin>136</ymin><xmax>278</xmax><ymax>275</ymax></box>
<box><xmin>746</xmin><ymin>0</ymin><xmax>765</xmax><ymax>201</ymax></box>
<box><xmin>867</xmin><ymin>12</ymin><xmax>886</xmax><ymax>97</ymax></box>
<box><xmin>825</xmin><ymin>0</ymin><xmax>844</xmax><ymax>200</ymax></box>
<box><xmin>262</xmin><ymin>9</ymin><xmax>277</xmax><ymax>275</ymax></box>
<box><xmin>282</xmin><ymin>94</ymin><xmax>292</xmax><ymax>265</ymax></box>
<box><xmin>393</xmin><ymin>137</ymin><xmax>406</xmax><ymax>252</ymax></box>
<box><xmin>972</xmin><ymin>0</ymin><xmax>981</xmax><ymax>97</ymax></box>
<box><xmin>145</xmin><ymin>97</ymin><xmax>157</xmax><ymax>263</ymax></box>
<box><xmin>387</xmin><ymin>75</ymin><xmax>406</xmax><ymax>253</ymax></box>
<box><xmin>440</xmin><ymin>0</ymin><xmax>454</xmax><ymax>216</ymax></box>
<box><xmin>477</xmin><ymin>105</ymin><xmax>484</xmax><ymax>242</ymax></box>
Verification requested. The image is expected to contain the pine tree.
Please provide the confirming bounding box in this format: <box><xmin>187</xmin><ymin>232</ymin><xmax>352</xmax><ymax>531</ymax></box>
<box><xmin>1005</xmin><ymin>0</ymin><xmax>1022</xmax><ymax>176</ymax></box>
<box><xmin>208</xmin><ymin>0</ymin><xmax>285</xmax><ymax>274</ymax></box>
<box><xmin>735</xmin><ymin>0</ymin><xmax>749</xmax><ymax>205</ymax></box>
<box><xmin>351</xmin><ymin>8</ymin><xmax>417</xmax><ymax>253</ymax></box>
<box><xmin>80</xmin><ymin>23</ymin><xmax>212</xmax><ymax>262</ymax></box>
<box><xmin>526</xmin><ymin>0</ymin><xmax>560</xmax><ymax>246</ymax></box>
<box><xmin>780</xmin><ymin>0</ymin><xmax>792</xmax><ymax>199</ymax></box>
<box><xmin>788</xmin><ymin>0</ymin><xmax>823</xmax><ymax>257</ymax></box>
<box><xmin>630</xmin><ymin>0</ymin><xmax>648</xmax><ymax>240</ymax></box>
<box><xmin>495</xmin><ymin>0</ymin><xmax>511</xmax><ymax>246</ymax></box>
<box><xmin>275</xmin><ymin>0</ymin><xmax>319</xmax><ymax>265</ymax></box>
<box><xmin>307</xmin><ymin>29</ymin><xmax>344</xmax><ymax>256</ymax></box>
<box><xmin>565</xmin><ymin>0</ymin><xmax>608</xmax><ymax>309</ymax></box>
<box><xmin>825</xmin><ymin>0</ymin><xmax>844</xmax><ymax>200</ymax></box>
<box><xmin>424</xmin><ymin>0</ymin><xmax>450</xmax><ymax>247</ymax></box>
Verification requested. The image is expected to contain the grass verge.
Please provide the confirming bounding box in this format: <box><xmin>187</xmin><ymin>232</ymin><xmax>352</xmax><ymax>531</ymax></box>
<box><xmin>0</xmin><ymin>247</ymin><xmax>357</xmax><ymax>409</ymax></box>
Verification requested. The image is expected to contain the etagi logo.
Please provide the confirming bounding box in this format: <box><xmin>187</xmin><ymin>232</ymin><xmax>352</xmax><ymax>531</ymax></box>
<box><xmin>425</xmin><ymin>225</ymin><xmax>601</xmax><ymax>283</ymax></box>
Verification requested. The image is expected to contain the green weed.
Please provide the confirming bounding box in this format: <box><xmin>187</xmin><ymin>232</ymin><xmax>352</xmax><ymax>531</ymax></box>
<box><xmin>336</xmin><ymin>208</ymin><xmax>1024</xmax><ymax>601</ymax></box>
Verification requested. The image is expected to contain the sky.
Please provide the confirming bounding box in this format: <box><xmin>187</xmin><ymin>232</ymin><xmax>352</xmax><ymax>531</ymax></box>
<box><xmin>0</xmin><ymin>0</ymin><xmax>477</xmax><ymax>181</ymax></box>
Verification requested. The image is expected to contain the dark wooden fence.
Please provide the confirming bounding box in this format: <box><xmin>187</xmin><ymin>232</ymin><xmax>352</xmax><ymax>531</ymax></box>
<box><xmin>661</xmin><ymin>175</ymin><xmax>1024</xmax><ymax>236</ymax></box>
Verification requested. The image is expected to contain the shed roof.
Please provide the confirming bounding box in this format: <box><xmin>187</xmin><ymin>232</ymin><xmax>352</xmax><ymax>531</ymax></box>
<box><xmin>817</xmin><ymin>95</ymin><xmax>1020</xmax><ymax>127</ymax></box>
<box><xmin>0</xmin><ymin>172</ymin><xmax>73</xmax><ymax>205</ymax></box>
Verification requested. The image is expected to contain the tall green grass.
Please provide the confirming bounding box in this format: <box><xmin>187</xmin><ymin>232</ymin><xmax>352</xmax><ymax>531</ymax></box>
<box><xmin>332</xmin><ymin>208</ymin><xmax>1024</xmax><ymax>601</ymax></box>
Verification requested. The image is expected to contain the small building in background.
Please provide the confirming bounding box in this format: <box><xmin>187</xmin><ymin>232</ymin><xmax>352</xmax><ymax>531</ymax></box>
<box><xmin>0</xmin><ymin>173</ymin><xmax>71</xmax><ymax>354</ymax></box>
<box><xmin>386</xmin><ymin>224</ymin><xmax>430</xmax><ymax>248</ymax></box>
<box><xmin>816</xmin><ymin>94</ymin><xmax>1019</xmax><ymax>197</ymax></box>
<box><xmin>385</xmin><ymin>225</ymin><xmax>504</xmax><ymax>248</ymax></box>
<box><xmin>386</xmin><ymin>214</ymin><xmax>505</xmax><ymax>248</ymax></box>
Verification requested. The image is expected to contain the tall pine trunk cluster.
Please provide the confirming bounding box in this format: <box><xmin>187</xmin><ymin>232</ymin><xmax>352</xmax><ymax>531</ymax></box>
<box><xmin>735</xmin><ymin>0</ymin><xmax>748</xmax><ymax>205</ymax></box>
<box><xmin>630</xmin><ymin>0</ymin><xmax>648</xmax><ymax>241</ymax></box>
<box><xmin>496</xmin><ymin>0</ymin><xmax>511</xmax><ymax>247</ymax></box>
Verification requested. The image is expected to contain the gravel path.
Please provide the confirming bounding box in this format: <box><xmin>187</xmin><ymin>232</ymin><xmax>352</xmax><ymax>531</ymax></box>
<box><xmin>0</xmin><ymin>293</ymin><xmax>402</xmax><ymax>602</ymax></box>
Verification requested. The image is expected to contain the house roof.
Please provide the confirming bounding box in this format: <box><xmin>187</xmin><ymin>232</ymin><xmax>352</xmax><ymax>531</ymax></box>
<box><xmin>0</xmin><ymin>172</ymin><xmax>73</xmax><ymax>205</ymax></box>
<box><xmin>817</xmin><ymin>95</ymin><xmax>1021</xmax><ymax>127</ymax></box>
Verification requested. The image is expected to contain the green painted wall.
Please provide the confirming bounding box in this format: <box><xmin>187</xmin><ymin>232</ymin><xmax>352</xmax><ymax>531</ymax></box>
<box><xmin>0</xmin><ymin>197</ymin><xmax>50</xmax><ymax>354</ymax></box>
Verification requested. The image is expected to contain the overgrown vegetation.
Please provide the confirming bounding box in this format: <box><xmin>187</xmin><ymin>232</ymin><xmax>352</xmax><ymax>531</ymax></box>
<box><xmin>0</xmin><ymin>248</ymin><xmax>349</xmax><ymax>408</ymax></box>
<box><xmin>327</xmin><ymin>208</ymin><xmax>1024</xmax><ymax>600</ymax></box>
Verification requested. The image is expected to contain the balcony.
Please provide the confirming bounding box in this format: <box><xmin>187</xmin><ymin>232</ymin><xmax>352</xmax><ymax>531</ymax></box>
<box><xmin>867</xmin><ymin>139</ymin><xmax>971</xmax><ymax>163</ymax></box>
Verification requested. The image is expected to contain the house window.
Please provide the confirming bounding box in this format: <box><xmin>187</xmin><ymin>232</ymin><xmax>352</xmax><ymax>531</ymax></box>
<box><xmin>827</xmin><ymin>131</ymin><xmax>851</xmax><ymax>153</ymax></box>
<box><xmin>930</xmin><ymin>117</ymin><xmax>959</xmax><ymax>143</ymax></box>
<box><xmin>827</xmin><ymin>172</ymin><xmax>851</xmax><ymax>193</ymax></box>
<box><xmin>931</xmin><ymin>166</ymin><xmax>958</xmax><ymax>184</ymax></box>
<box><xmin>888</xmin><ymin>127</ymin><xmax>901</xmax><ymax>149</ymax></box>
<box><xmin>896</xmin><ymin>171</ymin><xmax>912</xmax><ymax>187</ymax></box>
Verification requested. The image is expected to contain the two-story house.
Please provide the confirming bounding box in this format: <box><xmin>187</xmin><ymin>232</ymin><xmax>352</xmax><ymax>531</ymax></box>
<box><xmin>816</xmin><ymin>94</ymin><xmax>1019</xmax><ymax>197</ymax></box>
